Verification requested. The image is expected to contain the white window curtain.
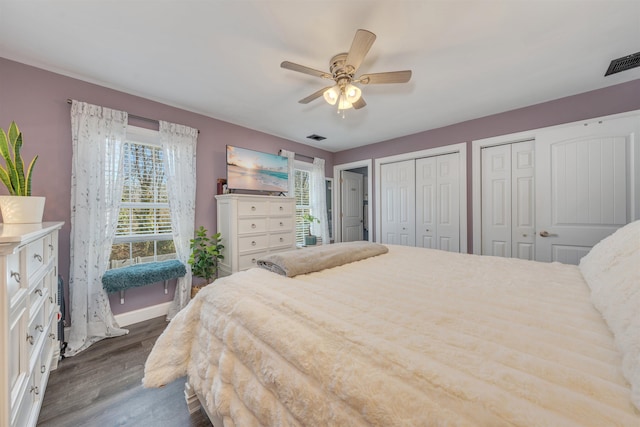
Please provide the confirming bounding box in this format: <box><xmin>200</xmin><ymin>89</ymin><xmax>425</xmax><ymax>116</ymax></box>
<box><xmin>281</xmin><ymin>149</ymin><xmax>295</xmax><ymax>197</ymax></box>
<box><xmin>311</xmin><ymin>157</ymin><xmax>330</xmax><ymax>244</ymax></box>
<box><xmin>67</xmin><ymin>100</ymin><xmax>129</xmax><ymax>356</ymax></box>
<box><xmin>159</xmin><ymin>121</ymin><xmax>198</xmax><ymax>319</ymax></box>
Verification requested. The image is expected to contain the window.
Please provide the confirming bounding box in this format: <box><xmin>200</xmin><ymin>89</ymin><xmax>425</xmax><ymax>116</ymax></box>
<box><xmin>294</xmin><ymin>165</ymin><xmax>311</xmax><ymax>246</ymax></box>
<box><xmin>109</xmin><ymin>128</ymin><xmax>175</xmax><ymax>268</ymax></box>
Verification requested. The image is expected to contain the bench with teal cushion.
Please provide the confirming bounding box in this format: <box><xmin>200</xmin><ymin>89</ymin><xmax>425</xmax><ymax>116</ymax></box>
<box><xmin>102</xmin><ymin>259</ymin><xmax>187</xmax><ymax>304</ymax></box>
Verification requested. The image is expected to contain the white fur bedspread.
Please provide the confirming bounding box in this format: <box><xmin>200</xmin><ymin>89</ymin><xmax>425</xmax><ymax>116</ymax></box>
<box><xmin>144</xmin><ymin>245</ymin><xmax>640</xmax><ymax>426</ymax></box>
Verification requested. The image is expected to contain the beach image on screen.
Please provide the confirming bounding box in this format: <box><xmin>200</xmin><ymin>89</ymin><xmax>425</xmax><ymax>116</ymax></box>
<box><xmin>226</xmin><ymin>146</ymin><xmax>289</xmax><ymax>192</ymax></box>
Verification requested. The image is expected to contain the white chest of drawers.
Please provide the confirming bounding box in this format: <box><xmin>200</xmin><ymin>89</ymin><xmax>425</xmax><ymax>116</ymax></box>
<box><xmin>216</xmin><ymin>195</ymin><xmax>295</xmax><ymax>275</ymax></box>
<box><xmin>0</xmin><ymin>222</ymin><xmax>64</xmax><ymax>427</ymax></box>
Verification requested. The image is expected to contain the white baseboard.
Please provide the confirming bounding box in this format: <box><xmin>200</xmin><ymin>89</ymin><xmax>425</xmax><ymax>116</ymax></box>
<box><xmin>114</xmin><ymin>301</ymin><xmax>171</xmax><ymax>327</ymax></box>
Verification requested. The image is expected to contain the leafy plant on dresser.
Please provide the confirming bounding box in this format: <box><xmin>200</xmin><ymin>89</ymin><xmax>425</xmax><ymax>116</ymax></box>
<box><xmin>188</xmin><ymin>226</ymin><xmax>224</xmax><ymax>283</ymax></box>
<box><xmin>0</xmin><ymin>121</ymin><xmax>38</xmax><ymax>196</ymax></box>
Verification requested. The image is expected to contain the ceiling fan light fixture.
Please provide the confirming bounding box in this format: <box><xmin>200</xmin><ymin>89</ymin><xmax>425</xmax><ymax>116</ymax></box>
<box><xmin>344</xmin><ymin>84</ymin><xmax>361</xmax><ymax>103</ymax></box>
<box><xmin>323</xmin><ymin>85</ymin><xmax>340</xmax><ymax>105</ymax></box>
<box><xmin>337</xmin><ymin>92</ymin><xmax>353</xmax><ymax>110</ymax></box>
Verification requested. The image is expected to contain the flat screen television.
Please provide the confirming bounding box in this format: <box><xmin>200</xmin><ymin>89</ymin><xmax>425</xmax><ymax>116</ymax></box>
<box><xmin>226</xmin><ymin>145</ymin><xmax>289</xmax><ymax>193</ymax></box>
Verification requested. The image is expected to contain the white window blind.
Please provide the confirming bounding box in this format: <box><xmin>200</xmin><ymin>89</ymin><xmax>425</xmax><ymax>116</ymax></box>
<box><xmin>294</xmin><ymin>168</ymin><xmax>311</xmax><ymax>246</ymax></box>
<box><xmin>110</xmin><ymin>134</ymin><xmax>175</xmax><ymax>268</ymax></box>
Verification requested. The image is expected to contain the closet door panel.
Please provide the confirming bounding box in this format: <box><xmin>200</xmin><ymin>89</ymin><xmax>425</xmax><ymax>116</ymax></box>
<box><xmin>512</xmin><ymin>141</ymin><xmax>535</xmax><ymax>260</ymax></box>
<box><xmin>481</xmin><ymin>144</ymin><xmax>511</xmax><ymax>256</ymax></box>
<box><xmin>380</xmin><ymin>160</ymin><xmax>415</xmax><ymax>245</ymax></box>
<box><xmin>415</xmin><ymin>157</ymin><xmax>436</xmax><ymax>248</ymax></box>
<box><xmin>436</xmin><ymin>153</ymin><xmax>460</xmax><ymax>252</ymax></box>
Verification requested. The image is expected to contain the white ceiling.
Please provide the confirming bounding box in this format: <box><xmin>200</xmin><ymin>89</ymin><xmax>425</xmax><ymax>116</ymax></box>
<box><xmin>1</xmin><ymin>1</ymin><xmax>639</xmax><ymax>152</ymax></box>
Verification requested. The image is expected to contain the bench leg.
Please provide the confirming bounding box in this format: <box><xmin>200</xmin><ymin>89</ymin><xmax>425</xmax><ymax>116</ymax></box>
<box><xmin>119</xmin><ymin>290</ymin><xmax>125</xmax><ymax>304</ymax></box>
<box><xmin>164</xmin><ymin>280</ymin><xmax>169</xmax><ymax>295</ymax></box>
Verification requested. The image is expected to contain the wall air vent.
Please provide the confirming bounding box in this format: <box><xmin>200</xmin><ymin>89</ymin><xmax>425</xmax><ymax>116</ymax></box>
<box><xmin>604</xmin><ymin>51</ymin><xmax>640</xmax><ymax>76</ymax></box>
<box><xmin>306</xmin><ymin>134</ymin><xmax>326</xmax><ymax>141</ymax></box>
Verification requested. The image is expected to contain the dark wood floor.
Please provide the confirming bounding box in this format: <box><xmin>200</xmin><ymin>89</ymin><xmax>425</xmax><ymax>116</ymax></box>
<box><xmin>37</xmin><ymin>316</ymin><xmax>211</xmax><ymax>427</ymax></box>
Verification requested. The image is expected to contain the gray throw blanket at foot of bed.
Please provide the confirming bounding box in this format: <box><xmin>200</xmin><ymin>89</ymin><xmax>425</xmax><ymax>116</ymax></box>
<box><xmin>257</xmin><ymin>241</ymin><xmax>388</xmax><ymax>277</ymax></box>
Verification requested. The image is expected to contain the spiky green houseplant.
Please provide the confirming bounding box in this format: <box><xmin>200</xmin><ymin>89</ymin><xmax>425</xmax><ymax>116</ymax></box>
<box><xmin>0</xmin><ymin>122</ymin><xmax>38</xmax><ymax>196</ymax></box>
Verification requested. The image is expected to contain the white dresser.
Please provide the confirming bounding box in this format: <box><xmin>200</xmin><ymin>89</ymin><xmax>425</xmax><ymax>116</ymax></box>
<box><xmin>0</xmin><ymin>222</ymin><xmax>64</xmax><ymax>427</ymax></box>
<box><xmin>216</xmin><ymin>194</ymin><xmax>295</xmax><ymax>275</ymax></box>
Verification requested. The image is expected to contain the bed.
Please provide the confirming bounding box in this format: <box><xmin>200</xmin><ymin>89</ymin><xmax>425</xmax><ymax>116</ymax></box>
<box><xmin>143</xmin><ymin>221</ymin><xmax>640</xmax><ymax>426</ymax></box>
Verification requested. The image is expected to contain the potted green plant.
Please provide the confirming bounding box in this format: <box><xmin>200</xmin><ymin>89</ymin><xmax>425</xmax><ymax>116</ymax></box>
<box><xmin>302</xmin><ymin>213</ymin><xmax>320</xmax><ymax>246</ymax></box>
<box><xmin>0</xmin><ymin>121</ymin><xmax>44</xmax><ymax>223</ymax></box>
<box><xmin>188</xmin><ymin>226</ymin><xmax>224</xmax><ymax>293</ymax></box>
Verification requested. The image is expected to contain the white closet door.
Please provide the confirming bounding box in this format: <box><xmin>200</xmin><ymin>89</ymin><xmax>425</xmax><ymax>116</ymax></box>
<box><xmin>341</xmin><ymin>170</ymin><xmax>364</xmax><ymax>241</ymax></box>
<box><xmin>511</xmin><ymin>141</ymin><xmax>535</xmax><ymax>260</ymax></box>
<box><xmin>481</xmin><ymin>144</ymin><xmax>512</xmax><ymax>257</ymax></box>
<box><xmin>415</xmin><ymin>157</ymin><xmax>437</xmax><ymax>248</ymax></box>
<box><xmin>481</xmin><ymin>141</ymin><xmax>534</xmax><ymax>259</ymax></box>
<box><xmin>380</xmin><ymin>160</ymin><xmax>415</xmax><ymax>245</ymax></box>
<box><xmin>416</xmin><ymin>153</ymin><xmax>460</xmax><ymax>252</ymax></box>
<box><xmin>535</xmin><ymin>115</ymin><xmax>640</xmax><ymax>263</ymax></box>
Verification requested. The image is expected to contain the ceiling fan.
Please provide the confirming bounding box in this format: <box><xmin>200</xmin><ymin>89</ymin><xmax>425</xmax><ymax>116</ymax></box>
<box><xmin>281</xmin><ymin>29</ymin><xmax>412</xmax><ymax>111</ymax></box>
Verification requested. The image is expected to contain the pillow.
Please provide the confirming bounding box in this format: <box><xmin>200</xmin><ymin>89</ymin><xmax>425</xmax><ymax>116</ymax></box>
<box><xmin>579</xmin><ymin>220</ymin><xmax>640</xmax><ymax>410</ymax></box>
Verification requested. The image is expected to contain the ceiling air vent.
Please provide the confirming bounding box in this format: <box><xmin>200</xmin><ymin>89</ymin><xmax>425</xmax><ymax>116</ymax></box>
<box><xmin>605</xmin><ymin>51</ymin><xmax>640</xmax><ymax>76</ymax></box>
<box><xmin>306</xmin><ymin>134</ymin><xmax>326</xmax><ymax>142</ymax></box>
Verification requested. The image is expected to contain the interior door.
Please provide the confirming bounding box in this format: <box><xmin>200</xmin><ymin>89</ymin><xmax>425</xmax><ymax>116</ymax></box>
<box><xmin>341</xmin><ymin>170</ymin><xmax>364</xmax><ymax>241</ymax></box>
<box><xmin>535</xmin><ymin>115</ymin><xmax>640</xmax><ymax>263</ymax></box>
<box><xmin>481</xmin><ymin>143</ymin><xmax>512</xmax><ymax>256</ymax></box>
<box><xmin>481</xmin><ymin>141</ymin><xmax>535</xmax><ymax>259</ymax></box>
<box><xmin>416</xmin><ymin>153</ymin><xmax>460</xmax><ymax>251</ymax></box>
<box><xmin>380</xmin><ymin>160</ymin><xmax>416</xmax><ymax>245</ymax></box>
<box><xmin>434</xmin><ymin>152</ymin><xmax>460</xmax><ymax>252</ymax></box>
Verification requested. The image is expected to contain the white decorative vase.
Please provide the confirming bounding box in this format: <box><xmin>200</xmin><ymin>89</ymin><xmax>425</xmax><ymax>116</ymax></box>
<box><xmin>0</xmin><ymin>196</ymin><xmax>46</xmax><ymax>224</ymax></box>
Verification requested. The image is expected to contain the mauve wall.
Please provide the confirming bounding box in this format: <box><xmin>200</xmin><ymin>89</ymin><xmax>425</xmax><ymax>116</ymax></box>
<box><xmin>0</xmin><ymin>57</ymin><xmax>334</xmax><ymax>316</ymax></box>
<box><xmin>334</xmin><ymin>79</ymin><xmax>640</xmax><ymax>249</ymax></box>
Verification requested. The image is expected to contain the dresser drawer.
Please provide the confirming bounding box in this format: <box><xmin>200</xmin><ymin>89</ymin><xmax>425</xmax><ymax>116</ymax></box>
<box><xmin>6</xmin><ymin>251</ymin><xmax>21</xmax><ymax>303</ymax></box>
<box><xmin>29</xmin><ymin>277</ymin><xmax>48</xmax><ymax>321</ymax></box>
<box><xmin>269</xmin><ymin>201</ymin><xmax>293</xmax><ymax>216</ymax></box>
<box><xmin>269</xmin><ymin>232</ymin><xmax>294</xmax><ymax>248</ymax></box>
<box><xmin>12</xmin><ymin>382</ymin><xmax>32</xmax><ymax>427</ymax></box>
<box><xmin>238</xmin><ymin>218</ymin><xmax>267</xmax><ymax>235</ymax></box>
<box><xmin>238</xmin><ymin>252</ymin><xmax>267</xmax><ymax>271</ymax></box>
<box><xmin>27</xmin><ymin>302</ymin><xmax>47</xmax><ymax>363</ymax></box>
<box><xmin>8</xmin><ymin>308</ymin><xmax>26</xmax><ymax>395</ymax></box>
<box><xmin>268</xmin><ymin>217</ymin><xmax>294</xmax><ymax>232</ymax></box>
<box><xmin>238</xmin><ymin>234</ymin><xmax>269</xmax><ymax>253</ymax></box>
<box><xmin>26</xmin><ymin>239</ymin><xmax>46</xmax><ymax>280</ymax></box>
<box><xmin>43</xmin><ymin>233</ymin><xmax>54</xmax><ymax>263</ymax></box>
<box><xmin>238</xmin><ymin>200</ymin><xmax>268</xmax><ymax>216</ymax></box>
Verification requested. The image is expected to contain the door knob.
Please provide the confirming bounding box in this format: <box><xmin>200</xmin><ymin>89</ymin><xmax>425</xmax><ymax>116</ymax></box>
<box><xmin>539</xmin><ymin>230</ymin><xmax>557</xmax><ymax>237</ymax></box>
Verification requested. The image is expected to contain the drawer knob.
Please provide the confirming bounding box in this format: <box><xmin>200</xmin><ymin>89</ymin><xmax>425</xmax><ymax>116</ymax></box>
<box><xmin>251</xmin><ymin>223</ymin><xmax>256</xmax><ymax>229</ymax></box>
<box><xmin>33</xmin><ymin>253</ymin><xmax>43</xmax><ymax>262</ymax></box>
<box><xmin>26</xmin><ymin>334</ymin><xmax>34</xmax><ymax>345</ymax></box>
<box><xmin>35</xmin><ymin>324</ymin><xmax>44</xmax><ymax>332</ymax></box>
<box><xmin>10</xmin><ymin>271</ymin><xmax>20</xmax><ymax>283</ymax></box>
<box><xmin>41</xmin><ymin>365</ymin><xmax>46</xmax><ymax>374</ymax></box>
<box><xmin>251</xmin><ymin>258</ymin><xmax>256</xmax><ymax>264</ymax></box>
<box><xmin>279</xmin><ymin>222</ymin><xmax>284</xmax><ymax>226</ymax></box>
<box><xmin>279</xmin><ymin>237</ymin><xmax>284</xmax><ymax>242</ymax></box>
<box><xmin>251</xmin><ymin>206</ymin><xmax>256</xmax><ymax>211</ymax></box>
<box><xmin>251</xmin><ymin>241</ymin><xmax>256</xmax><ymax>246</ymax></box>
<box><xmin>279</xmin><ymin>206</ymin><xmax>284</xmax><ymax>211</ymax></box>
<box><xmin>35</xmin><ymin>288</ymin><xmax>43</xmax><ymax>296</ymax></box>
<box><xmin>30</xmin><ymin>386</ymin><xmax>39</xmax><ymax>395</ymax></box>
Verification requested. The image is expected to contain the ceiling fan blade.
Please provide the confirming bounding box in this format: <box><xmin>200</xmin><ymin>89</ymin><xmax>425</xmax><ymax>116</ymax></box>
<box><xmin>359</xmin><ymin>70</ymin><xmax>412</xmax><ymax>84</ymax></box>
<box><xmin>281</xmin><ymin>61</ymin><xmax>331</xmax><ymax>79</ymax></box>
<box><xmin>298</xmin><ymin>86</ymin><xmax>333</xmax><ymax>104</ymax></box>
<box><xmin>345</xmin><ymin>29</ymin><xmax>376</xmax><ymax>73</ymax></box>
<box><xmin>352</xmin><ymin>97</ymin><xmax>366</xmax><ymax>110</ymax></box>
